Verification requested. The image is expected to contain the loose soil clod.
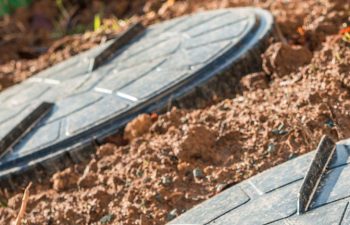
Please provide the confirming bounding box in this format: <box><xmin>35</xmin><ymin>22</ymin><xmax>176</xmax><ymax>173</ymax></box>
<box><xmin>262</xmin><ymin>43</ymin><xmax>312</xmax><ymax>77</ymax></box>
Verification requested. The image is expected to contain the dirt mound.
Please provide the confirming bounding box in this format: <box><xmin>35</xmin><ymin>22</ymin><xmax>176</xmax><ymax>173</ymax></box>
<box><xmin>262</xmin><ymin>43</ymin><xmax>312</xmax><ymax>77</ymax></box>
<box><xmin>0</xmin><ymin>0</ymin><xmax>349</xmax><ymax>225</ymax></box>
<box><xmin>124</xmin><ymin>114</ymin><xmax>155</xmax><ymax>141</ymax></box>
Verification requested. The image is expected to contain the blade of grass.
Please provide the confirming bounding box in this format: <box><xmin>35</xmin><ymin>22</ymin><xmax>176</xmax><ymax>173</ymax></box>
<box><xmin>94</xmin><ymin>14</ymin><xmax>102</xmax><ymax>32</ymax></box>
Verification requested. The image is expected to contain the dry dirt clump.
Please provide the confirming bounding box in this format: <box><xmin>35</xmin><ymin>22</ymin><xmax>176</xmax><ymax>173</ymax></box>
<box><xmin>0</xmin><ymin>0</ymin><xmax>349</xmax><ymax>225</ymax></box>
<box><xmin>262</xmin><ymin>43</ymin><xmax>312</xmax><ymax>77</ymax></box>
<box><xmin>240</xmin><ymin>72</ymin><xmax>269</xmax><ymax>91</ymax></box>
<box><xmin>124</xmin><ymin>114</ymin><xmax>156</xmax><ymax>141</ymax></box>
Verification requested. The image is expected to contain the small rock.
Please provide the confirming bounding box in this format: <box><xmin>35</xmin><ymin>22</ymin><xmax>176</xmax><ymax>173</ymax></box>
<box><xmin>136</xmin><ymin>168</ymin><xmax>144</xmax><ymax>177</ymax></box>
<box><xmin>215</xmin><ymin>183</ymin><xmax>227</xmax><ymax>193</ymax></box>
<box><xmin>272</xmin><ymin>124</ymin><xmax>288</xmax><ymax>135</ymax></box>
<box><xmin>193</xmin><ymin>168</ymin><xmax>204</xmax><ymax>179</ymax></box>
<box><xmin>99</xmin><ymin>213</ymin><xmax>114</xmax><ymax>224</ymax></box>
<box><xmin>272</xmin><ymin>129</ymin><xmax>288</xmax><ymax>135</ymax></box>
<box><xmin>166</xmin><ymin>209</ymin><xmax>178</xmax><ymax>221</ymax></box>
<box><xmin>288</xmin><ymin>153</ymin><xmax>296</xmax><ymax>160</ymax></box>
<box><xmin>155</xmin><ymin>193</ymin><xmax>163</xmax><ymax>203</ymax></box>
<box><xmin>161</xmin><ymin>176</ymin><xmax>172</xmax><ymax>186</ymax></box>
<box><xmin>267</xmin><ymin>143</ymin><xmax>275</xmax><ymax>154</ymax></box>
<box><xmin>125</xmin><ymin>180</ymin><xmax>132</xmax><ymax>187</ymax></box>
<box><xmin>180</xmin><ymin>116</ymin><xmax>188</xmax><ymax>123</ymax></box>
<box><xmin>325</xmin><ymin>118</ymin><xmax>335</xmax><ymax>128</ymax></box>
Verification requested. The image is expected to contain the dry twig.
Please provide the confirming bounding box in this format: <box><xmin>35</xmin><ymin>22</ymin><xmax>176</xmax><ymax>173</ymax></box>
<box><xmin>15</xmin><ymin>182</ymin><xmax>32</xmax><ymax>225</ymax></box>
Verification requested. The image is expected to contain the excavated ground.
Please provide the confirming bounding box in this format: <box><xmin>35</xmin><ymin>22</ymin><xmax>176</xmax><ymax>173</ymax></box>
<box><xmin>0</xmin><ymin>0</ymin><xmax>350</xmax><ymax>224</ymax></box>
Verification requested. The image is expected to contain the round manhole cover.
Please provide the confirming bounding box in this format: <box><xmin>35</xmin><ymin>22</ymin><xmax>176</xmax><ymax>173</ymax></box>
<box><xmin>0</xmin><ymin>7</ymin><xmax>273</xmax><ymax>182</ymax></box>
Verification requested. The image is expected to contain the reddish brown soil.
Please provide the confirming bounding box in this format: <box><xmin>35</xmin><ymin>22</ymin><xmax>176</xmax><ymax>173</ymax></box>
<box><xmin>0</xmin><ymin>0</ymin><xmax>350</xmax><ymax>225</ymax></box>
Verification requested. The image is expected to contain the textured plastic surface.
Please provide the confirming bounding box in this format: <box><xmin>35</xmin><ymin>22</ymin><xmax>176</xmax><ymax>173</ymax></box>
<box><xmin>0</xmin><ymin>8</ymin><xmax>273</xmax><ymax>180</ymax></box>
<box><xmin>170</xmin><ymin>140</ymin><xmax>350</xmax><ymax>225</ymax></box>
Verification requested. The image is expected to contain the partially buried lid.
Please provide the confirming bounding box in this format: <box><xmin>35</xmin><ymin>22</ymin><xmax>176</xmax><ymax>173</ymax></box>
<box><xmin>0</xmin><ymin>7</ymin><xmax>273</xmax><ymax>180</ymax></box>
<box><xmin>169</xmin><ymin>137</ymin><xmax>350</xmax><ymax>225</ymax></box>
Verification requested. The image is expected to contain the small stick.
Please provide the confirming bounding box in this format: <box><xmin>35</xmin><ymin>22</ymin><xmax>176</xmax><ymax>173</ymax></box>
<box><xmin>15</xmin><ymin>182</ymin><xmax>32</xmax><ymax>225</ymax></box>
